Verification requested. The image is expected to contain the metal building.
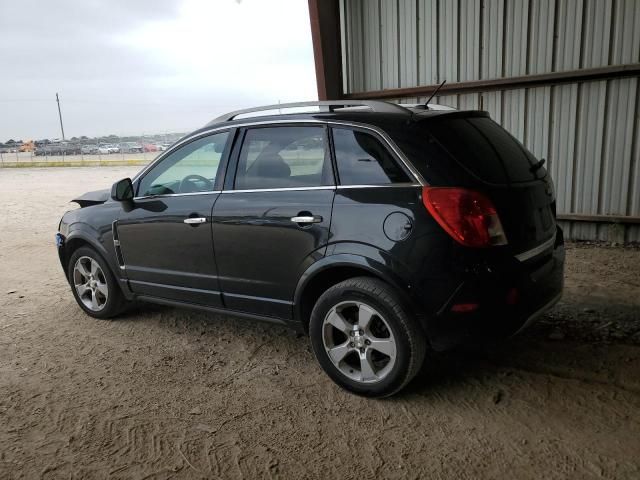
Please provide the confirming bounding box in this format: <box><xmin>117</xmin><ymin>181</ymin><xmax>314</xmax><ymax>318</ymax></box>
<box><xmin>308</xmin><ymin>0</ymin><xmax>640</xmax><ymax>242</ymax></box>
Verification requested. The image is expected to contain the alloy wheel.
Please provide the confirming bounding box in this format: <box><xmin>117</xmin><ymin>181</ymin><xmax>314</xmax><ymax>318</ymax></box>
<box><xmin>73</xmin><ymin>256</ymin><xmax>108</xmax><ymax>311</ymax></box>
<box><xmin>322</xmin><ymin>301</ymin><xmax>397</xmax><ymax>383</ymax></box>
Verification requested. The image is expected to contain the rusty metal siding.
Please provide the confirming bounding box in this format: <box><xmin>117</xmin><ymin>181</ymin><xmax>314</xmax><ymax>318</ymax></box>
<box><xmin>339</xmin><ymin>0</ymin><xmax>640</xmax><ymax>242</ymax></box>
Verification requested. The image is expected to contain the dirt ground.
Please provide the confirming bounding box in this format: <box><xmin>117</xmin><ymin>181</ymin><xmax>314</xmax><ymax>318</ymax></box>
<box><xmin>1</xmin><ymin>167</ymin><xmax>639</xmax><ymax>479</ymax></box>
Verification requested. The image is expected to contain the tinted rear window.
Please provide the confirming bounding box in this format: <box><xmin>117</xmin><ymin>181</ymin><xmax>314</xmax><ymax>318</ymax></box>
<box><xmin>332</xmin><ymin>128</ymin><xmax>410</xmax><ymax>185</ymax></box>
<box><xmin>428</xmin><ymin>117</ymin><xmax>541</xmax><ymax>184</ymax></box>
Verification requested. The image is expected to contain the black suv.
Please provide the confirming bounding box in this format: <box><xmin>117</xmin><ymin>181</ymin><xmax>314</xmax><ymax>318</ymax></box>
<box><xmin>56</xmin><ymin>101</ymin><xmax>564</xmax><ymax>397</ymax></box>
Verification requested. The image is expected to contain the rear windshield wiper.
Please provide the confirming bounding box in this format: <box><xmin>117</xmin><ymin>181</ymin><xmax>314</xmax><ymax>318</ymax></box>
<box><xmin>530</xmin><ymin>158</ymin><xmax>546</xmax><ymax>173</ymax></box>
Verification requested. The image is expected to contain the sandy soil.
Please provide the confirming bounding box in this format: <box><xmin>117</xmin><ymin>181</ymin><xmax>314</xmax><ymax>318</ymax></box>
<box><xmin>1</xmin><ymin>167</ymin><xmax>639</xmax><ymax>479</ymax></box>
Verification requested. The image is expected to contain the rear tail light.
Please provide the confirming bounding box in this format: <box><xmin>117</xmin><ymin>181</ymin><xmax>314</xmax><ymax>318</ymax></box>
<box><xmin>422</xmin><ymin>187</ymin><xmax>508</xmax><ymax>248</ymax></box>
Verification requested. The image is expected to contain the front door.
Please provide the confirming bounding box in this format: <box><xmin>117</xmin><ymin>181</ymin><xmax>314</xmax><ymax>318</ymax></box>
<box><xmin>116</xmin><ymin>131</ymin><xmax>231</xmax><ymax>306</ymax></box>
<box><xmin>212</xmin><ymin>125</ymin><xmax>335</xmax><ymax>318</ymax></box>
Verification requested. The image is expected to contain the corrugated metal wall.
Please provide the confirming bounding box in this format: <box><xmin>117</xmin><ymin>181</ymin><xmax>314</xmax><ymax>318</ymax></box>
<box><xmin>340</xmin><ymin>0</ymin><xmax>640</xmax><ymax>242</ymax></box>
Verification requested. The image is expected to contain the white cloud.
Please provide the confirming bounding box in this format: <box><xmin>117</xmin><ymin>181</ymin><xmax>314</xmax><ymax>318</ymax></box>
<box><xmin>115</xmin><ymin>0</ymin><xmax>316</xmax><ymax>100</ymax></box>
<box><xmin>0</xmin><ymin>0</ymin><xmax>317</xmax><ymax>139</ymax></box>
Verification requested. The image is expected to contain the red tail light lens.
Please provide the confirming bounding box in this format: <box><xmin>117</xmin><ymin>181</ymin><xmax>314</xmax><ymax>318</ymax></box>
<box><xmin>422</xmin><ymin>187</ymin><xmax>508</xmax><ymax>248</ymax></box>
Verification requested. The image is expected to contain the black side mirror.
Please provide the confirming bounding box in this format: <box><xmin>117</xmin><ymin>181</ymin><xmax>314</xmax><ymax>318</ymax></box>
<box><xmin>111</xmin><ymin>177</ymin><xmax>134</xmax><ymax>201</ymax></box>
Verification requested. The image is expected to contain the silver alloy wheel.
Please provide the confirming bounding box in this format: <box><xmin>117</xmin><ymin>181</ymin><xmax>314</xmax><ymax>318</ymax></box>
<box><xmin>322</xmin><ymin>301</ymin><xmax>397</xmax><ymax>383</ymax></box>
<box><xmin>73</xmin><ymin>256</ymin><xmax>108</xmax><ymax>311</ymax></box>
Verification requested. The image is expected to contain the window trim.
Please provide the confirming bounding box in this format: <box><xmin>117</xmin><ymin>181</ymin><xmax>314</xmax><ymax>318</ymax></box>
<box><xmin>130</xmin><ymin>120</ymin><xmax>426</xmax><ymax>194</ymax></box>
<box><xmin>227</xmin><ymin>123</ymin><xmax>335</xmax><ymax>192</ymax></box>
<box><xmin>133</xmin><ymin>128</ymin><xmax>234</xmax><ymax>199</ymax></box>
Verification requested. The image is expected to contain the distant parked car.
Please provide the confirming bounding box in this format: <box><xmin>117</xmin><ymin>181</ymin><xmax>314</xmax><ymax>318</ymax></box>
<box><xmin>81</xmin><ymin>145</ymin><xmax>99</xmax><ymax>155</ymax></box>
<box><xmin>64</xmin><ymin>143</ymin><xmax>81</xmax><ymax>155</ymax></box>
<box><xmin>120</xmin><ymin>142</ymin><xmax>143</xmax><ymax>153</ymax></box>
<box><xmin>106</xmin><ymin>144</ymin><xmax>120</xmax><ymax>154</ymax></box>
<box><xmin>96</xmin><ymin>144</ymin><xmax>111</xmax><ymax>154</ymax></box>
<box><xmin>143</xmin><ymin>143</ymin><xmax>158</xmax><ymax>152</ymax></box>
<box><xmin>19</xmin><ymin>140</ymin><xmax>36</xmax><ymax>153</ymax></box>
<box><xmin>35</xmin><ymin>143</ymin><xmax>81</xmax><ymax>156</ymax></box>
<box><xmin>155</xmin><ymin>144</ymin><xmax>168</xmax><ymax>151</ymax></box>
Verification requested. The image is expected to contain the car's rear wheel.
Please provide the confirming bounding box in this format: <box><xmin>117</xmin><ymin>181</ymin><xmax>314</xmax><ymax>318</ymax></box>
<box><xmin>309</xmin><ymin>277</ymin><xmax>426</xmax><ymax>397</ymax></box>
<box><xmin>67</xmin><ymin>246</ymin><xmax>127</xmax><ymax>319</ymax></box>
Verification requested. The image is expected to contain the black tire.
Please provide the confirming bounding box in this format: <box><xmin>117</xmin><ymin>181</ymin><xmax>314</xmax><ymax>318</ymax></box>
<box><xmin>309</xmin><ymin>276</ymin><xmax>426</xmax><ymax>397</ymax></box>
<box><xmin>67</xmin><ymin>246</ymin><xmax>127</xmax><ymax>319</ymax></box>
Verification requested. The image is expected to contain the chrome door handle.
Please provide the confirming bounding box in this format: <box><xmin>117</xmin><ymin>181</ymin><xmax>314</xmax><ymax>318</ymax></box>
<box><xmin>184</xmin><ymin>217</ymin><xmax>207</xmax><ymax>224</ymax></box>
<box><xmin>291</xmin><ymin>215</ymin><xmax>322</xmax><ymax>224</ymax></box>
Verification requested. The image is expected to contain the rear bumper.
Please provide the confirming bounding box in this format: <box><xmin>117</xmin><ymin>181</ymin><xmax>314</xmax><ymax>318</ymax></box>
<box><xmin>511</xmin><ymin>290</ymin><xmax>562</xmax><ymax>336</ymax></box>
<box><xmin>424</xmin><ymin>228</ymin><xmax>565</xmax><ymax>351</ymax></box>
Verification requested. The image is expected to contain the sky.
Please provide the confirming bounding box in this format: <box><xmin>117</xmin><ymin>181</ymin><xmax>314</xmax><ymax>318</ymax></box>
<box><xmin>0</xmin><ymin>0</ymin><xmax>317</xmax><ymax>140</ymax></box>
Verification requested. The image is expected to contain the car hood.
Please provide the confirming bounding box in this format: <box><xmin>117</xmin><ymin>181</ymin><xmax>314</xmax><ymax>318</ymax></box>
<box><xmin>71</xmin><ymin>189</ymin><xmax>110</xmax><ymax>207</ymax></box>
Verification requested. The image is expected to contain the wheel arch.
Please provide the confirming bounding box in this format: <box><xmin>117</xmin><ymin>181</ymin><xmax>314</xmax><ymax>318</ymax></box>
<box><xmin>293</xmin><ymin>254</ymin><xmax>421</xmax><ymax>332</ymax></box>
<box><xmin>61</xmin><ymin>227</ymin><xmax>116</xmax><ymax>281</ymax></box>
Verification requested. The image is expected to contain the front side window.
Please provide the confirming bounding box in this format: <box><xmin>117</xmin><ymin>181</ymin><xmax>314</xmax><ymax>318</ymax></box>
<box><xmin>332</xmin><ymin>128</ymin><xmax>410</xmax><ymax>185</ymax></box>
<box><xmin>137</xmin><ymin>131</ymin><xmax>229</xmax><ymax>197</ymax></box>
<box><xmin>235</xmin><ymin>126</ymin><xmax>331</xmax><ymax>189</ymax></box>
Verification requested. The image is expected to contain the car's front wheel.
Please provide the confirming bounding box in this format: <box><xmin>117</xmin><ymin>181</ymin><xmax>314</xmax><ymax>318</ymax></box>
<box><xmin>309</xmin><ymin>277</ymin><xmax>426</xmax><ymax>397</ymax></box>
<box><xmin>67</xmin><ymin>246</ymin><xmax>127</xmax><ymax>319</ymax></box>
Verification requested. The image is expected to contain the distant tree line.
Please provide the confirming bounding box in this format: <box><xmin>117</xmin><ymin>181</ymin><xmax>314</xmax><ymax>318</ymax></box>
<box><xmin>1</xmin><ymin>132</ymin><xmax>186</xmax><ymax>149</ymax></box>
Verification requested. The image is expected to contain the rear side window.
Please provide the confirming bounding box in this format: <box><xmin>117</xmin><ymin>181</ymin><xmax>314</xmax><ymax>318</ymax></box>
<box><xmin>428</xmin><ymin>117</ymin><xmax>540</xmax><ymax>184</ymax></box>
<box><xmin>332</xmin><ymin>128</ymin><xmax>410</xmax><ymax>185</ymax></box>
<box><xmin>235</xmin><ymin>126</ymin><xmax>331</xmax><ymax>189</ymax></box>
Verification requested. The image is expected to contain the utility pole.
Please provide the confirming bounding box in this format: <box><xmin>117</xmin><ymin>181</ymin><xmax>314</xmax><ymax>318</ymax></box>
<box><xmin>56</xmin><ymin>92</ymin><xmax>65</xmax><ymax>141</ymax></box>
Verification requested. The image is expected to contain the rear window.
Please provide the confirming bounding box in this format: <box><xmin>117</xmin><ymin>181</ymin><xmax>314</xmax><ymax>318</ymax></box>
<box><xmin>427</xmin><ymin>117</ymin><xmax>541</xmax><ymax>184</ymax></box>
<box><xmin>332</xmin><ymin>128</ymin><xmax>410</xmax><ymax>185</ymax></box>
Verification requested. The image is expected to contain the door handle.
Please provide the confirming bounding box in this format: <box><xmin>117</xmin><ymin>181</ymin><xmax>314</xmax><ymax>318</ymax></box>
<box><xmin>184</xmin><ymin>217</ymin><xmax>207</xmax><ymax>224</ymax></box>
<box><xmin>291</xmin><ymin>215</ymin><xmax>323</xmax><ymax>224</ymax></box>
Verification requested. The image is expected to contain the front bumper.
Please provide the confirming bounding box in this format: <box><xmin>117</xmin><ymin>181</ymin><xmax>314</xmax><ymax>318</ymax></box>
<box><xmin>55</xmin><ymin>232</ymin><xmax>67</xmax><ymax>275</ymax></box>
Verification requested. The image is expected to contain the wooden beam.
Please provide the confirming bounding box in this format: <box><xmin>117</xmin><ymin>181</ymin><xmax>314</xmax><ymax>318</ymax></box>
<box><xmin>343</xmin><ymin>64</ymin><xmax>640</xmax><ymax>100</ymax></box>
<box><xmin>308</xmin><ymin>0</ymin><xmax>342</xmax><ymax>100</ymax></box>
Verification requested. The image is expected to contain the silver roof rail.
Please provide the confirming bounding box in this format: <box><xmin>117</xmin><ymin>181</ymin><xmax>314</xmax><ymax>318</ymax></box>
<box><xmin>208</xmin><ymin>100</ymin><xmax>412</xmax><ymax>124</ymax></box>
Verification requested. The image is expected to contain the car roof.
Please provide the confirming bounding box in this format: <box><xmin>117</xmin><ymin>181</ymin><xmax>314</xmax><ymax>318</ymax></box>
<box><xmin>187</xmin><ymin>102</ymin><xmax>489</xmax><ymax>142</ymax></box>
<box><xmin>188</xmin><ymin>101</ymin><xmax>488</xmax><ymax>139</ymax></box>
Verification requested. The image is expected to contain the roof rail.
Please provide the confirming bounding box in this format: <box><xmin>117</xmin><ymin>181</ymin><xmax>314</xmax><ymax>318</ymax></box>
<box><xmin>208</xmin><ymin>100</ymin><xmax>412</xmax><ymax>124</ymax></box>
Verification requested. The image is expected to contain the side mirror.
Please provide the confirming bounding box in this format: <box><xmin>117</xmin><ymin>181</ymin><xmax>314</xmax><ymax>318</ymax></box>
<box><xmin>111</xmin><ymin>177</ymin><xmax>134</xmax><ymax>202</ymax></box>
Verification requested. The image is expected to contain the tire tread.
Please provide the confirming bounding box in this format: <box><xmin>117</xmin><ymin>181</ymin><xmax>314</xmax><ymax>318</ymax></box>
<box><xmin>310</xmin><ymin>276</ymin><xmax>426</xmax><ymax>397</ymax></box>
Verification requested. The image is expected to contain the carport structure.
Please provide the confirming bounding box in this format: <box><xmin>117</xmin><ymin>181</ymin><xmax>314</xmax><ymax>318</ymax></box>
<box><xmin>308</xmin><ymin>0</ymin><xmax>640</xmax><ymax>243</ymax></box>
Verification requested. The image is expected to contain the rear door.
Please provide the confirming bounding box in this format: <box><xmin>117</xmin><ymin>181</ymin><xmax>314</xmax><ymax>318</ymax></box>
<box><xmin>211</xmin><ymin>124</ymin><xmax>335</xmax><ymax>318</ymax></box>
